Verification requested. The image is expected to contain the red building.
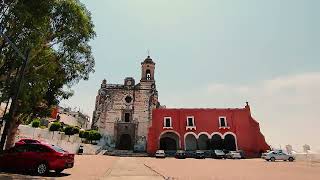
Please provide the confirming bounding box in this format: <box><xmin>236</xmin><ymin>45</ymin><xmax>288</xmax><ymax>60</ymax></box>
<box><xmin>147</xmin><ymin>102</ymin><xmax>269</xmax><ymax>158</ymax></box>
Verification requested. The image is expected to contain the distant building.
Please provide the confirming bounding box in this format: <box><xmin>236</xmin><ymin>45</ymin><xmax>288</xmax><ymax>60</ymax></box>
<box><xmin>92</xmin><ymin>56</ymin><xmax>160</xmax><ymax>151</ymax></box>
<box><xmin>52</xmin><ymin>106</ymin><xmax>91</xmax><ymax>129</ymax></box>
<box><xmin>303</xmin><ymin>144</ymin><xmax>311</xmax><ymax>153</ymax></box>
<box><xmin>147</xmin><ymin>102</ymin><xmax>270</xmax><ymax>158</ymax></box>
<box><xmin>286</xmin><ymin>145</ymin><xmax>293</xmax><ymax>154</ymax></box>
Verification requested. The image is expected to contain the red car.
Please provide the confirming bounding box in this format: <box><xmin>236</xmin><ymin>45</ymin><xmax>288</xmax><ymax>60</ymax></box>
<box><xmin>14</xmin><ymin>138</ymin><xmax>41</xmax><ymax>146</ymax></box>
<box><xmin>0</xmin><ymin>143</ymin><xmax>74</xmax><ymax>175</ymax></box>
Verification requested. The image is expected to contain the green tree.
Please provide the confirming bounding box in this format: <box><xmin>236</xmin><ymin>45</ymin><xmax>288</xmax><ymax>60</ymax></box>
<box><xmin>64</xmin><ymin>126</ymin><xmax>75</xmax><ymax>136</ymax></box>
<box><xmin>0</xmin><ymin>0</ymin><xmax>95</xmax><ymax>149</ymax></box>
<box><xmin>49</xmin><ymin>122</ymin><xmax>61</xmax><ymax>132</ymax></box>
<box><xmin>31</xmin><ymin>118</ymin><xmax>40</xmax><ymax>128</ymax></box>
<box><xmin>87</xmin><ymin>130</ymin><xmax>102</xmax><ymax>143</ymax></box>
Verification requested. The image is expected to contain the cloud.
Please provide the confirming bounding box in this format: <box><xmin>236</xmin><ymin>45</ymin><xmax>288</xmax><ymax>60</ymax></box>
<box><xmin>206</xmin><ymin>72</ymin><xmax>320</xmax><ymax>151</ymax></box>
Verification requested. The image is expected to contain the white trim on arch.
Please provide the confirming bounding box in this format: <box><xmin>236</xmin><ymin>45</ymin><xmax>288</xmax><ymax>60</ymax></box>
<box><xmin>210</xmin><ymin>132</ymin><xmax>224</xmax><ymax>139</ymax></box>
<box><xmin>197</xmin><ymin>132</ymin><xmax>211</xmax><ymax>139</ymax></box>
<box><xmin>158</xmin><ymin>130</ymin><xmax>181</xmax><ymax>149</ymax></box>
<box><xmin>223</xmin><ymin>132</ymin><xmax>238</xmax><ymax>150</ymax></box>
<box><xmin>184</xmin><ymin>132</ymin><xmax>198</xmax><ymax>150</ymax></box>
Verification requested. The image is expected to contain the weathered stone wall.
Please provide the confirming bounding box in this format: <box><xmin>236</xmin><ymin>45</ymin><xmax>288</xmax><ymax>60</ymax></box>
<box><xmin>15</xmin><ymin>125</ymin><xmax>101</xmax><ymax>154</ymax></box>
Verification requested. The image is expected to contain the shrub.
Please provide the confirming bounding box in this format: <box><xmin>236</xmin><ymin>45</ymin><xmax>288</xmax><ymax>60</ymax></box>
<box><xmin>79</xmin><ymin>130</ymin><xmax>86</xmax><ymax>138</ymax></box>
<box><xmin>31</xmin><ymin>119</ymin><xmax>40</xmax><ymax>128</ymax></box>
<box><xmin>83</xmin><ymin>130</ymin><xmax>90</xmax><ymax>139</ymax></box>
<box><xmin>40</xmin><ymin>126</ymin><xmax>47</xmax><ymax>129</ymax></box>
<box><xmin>73</xmin><ymin>127</ymin><xmax>80</xmax><ymax>134</ymax></box>
<box><xmin>87</xmin><ymin>130</ymin><xmax>102</xmax><ymax>142</ymax></box>
<box><xmin>49</xmin><ymin>122</ymin><xmax>61</xmax><ymax>131</ymax></box>
<box><xmin>64</xmin><ymin>126</ymin><xmax>75</xmax><ymax>136</ymax></box>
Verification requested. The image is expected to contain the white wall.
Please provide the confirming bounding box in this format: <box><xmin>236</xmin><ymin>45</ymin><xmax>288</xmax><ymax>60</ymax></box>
<box><xmin>16</xmin><ymin>125</ymin><xmax>102</xmax><ymax>155</ymax></box>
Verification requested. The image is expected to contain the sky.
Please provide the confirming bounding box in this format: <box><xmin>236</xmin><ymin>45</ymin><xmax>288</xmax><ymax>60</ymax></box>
<box><xmin>62</xmin><ymin>0</ymin><xmax>320</xmax><ymax>151</ymax></box>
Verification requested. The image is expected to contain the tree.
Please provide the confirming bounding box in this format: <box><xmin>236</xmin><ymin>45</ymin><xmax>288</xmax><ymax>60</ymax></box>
<box><xmin>87</xmin><ymin>130</ymin><xmax>102</xmax><ymax>143</ymax></box>
<box><xmin>0</xmin><ymin>0</ymin><xmax>95</xmax><ymax>149</ymax></box>
<box><xmin>63</xmin><ymin>126</ymin><xmax>75</xmax><ymax>136</ymax></box>
<box><xmin>49</xmin><ymin>122</ymin><xmax>61</xmax><ymax>132</ymax></box>
<box><xmin>31</xmin><ymin>118</ymin><xmax>40</xmax><ymax>128</ymax></box>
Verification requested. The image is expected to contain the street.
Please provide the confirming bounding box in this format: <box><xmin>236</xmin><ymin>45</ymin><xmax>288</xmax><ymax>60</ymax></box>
<box><xmin>0</xmin><ymin>155</ymin><xmax>320</xmax><ymax>180</ymax></box>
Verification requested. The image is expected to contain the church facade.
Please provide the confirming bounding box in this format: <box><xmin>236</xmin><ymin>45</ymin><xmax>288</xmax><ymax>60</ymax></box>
<box><xmin>147</xmin><ymin>103</ymin><xmax>270</xmax><ymax>157</ymax></box>
<box><xmin>92</xmin><ymin>56</ymin><xmax>160</xmax><ymax>151</ymax></box>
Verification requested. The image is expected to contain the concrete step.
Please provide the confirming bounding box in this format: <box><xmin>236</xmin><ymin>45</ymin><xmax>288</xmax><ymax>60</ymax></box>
<box><xmin>104</xmin><ymin>150</ymin><xmax>148</xmax><ymax>157</ymax></box>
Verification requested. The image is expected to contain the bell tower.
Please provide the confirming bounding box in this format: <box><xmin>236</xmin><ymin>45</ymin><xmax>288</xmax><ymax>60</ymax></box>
<box><xmin>140</xmin><ymin>56</ymin><xmax>155</xmax><ymax>82</ymax></box>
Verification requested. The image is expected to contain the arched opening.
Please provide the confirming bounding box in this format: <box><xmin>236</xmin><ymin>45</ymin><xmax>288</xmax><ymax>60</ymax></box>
<box><xmin>223</xmin><ymin>134</ymin><xmax>237</xmax><ymax>151</ymax></box>
<box><xmin>146</xmin><ymin>69</ymin><xmax>151</xmax><ymax>80</ymax></box>
<box><xmin>185</xmin><ymin>134</ymin><xmax>197</xmax><ymax>151</ymax></box>
<box><xmin>118</xmin><ymin>134</ymin><xmax>132</xmax><ymax>150</ymax></box>
<box><xmin>159</xmin><ymin>132</ymin><xmax>179</xmax><ymax>150</ymax></box>
<box><xmin>198</xmin><ymin>134</ymin><xmax>210</xmax><ymax>150</ymax></box>
<box><xmin>211</xmin><ymin>134</ymin><xmax>223</xmax><ymax>150</ymax></box>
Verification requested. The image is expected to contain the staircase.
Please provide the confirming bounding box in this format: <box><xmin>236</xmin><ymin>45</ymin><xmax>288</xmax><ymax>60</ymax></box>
<box><xmin>103</xmin><ymin>150</ymin><xmax>148</xmax><ymax>157</ymax></box>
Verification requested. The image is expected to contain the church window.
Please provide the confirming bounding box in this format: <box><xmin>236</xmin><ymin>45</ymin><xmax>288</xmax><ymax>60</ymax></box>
<box><xmin>219</xmin><ymin>117</ymin><xmax>227</xmax><ymax>127</ymax></box>
<box><xmin>163</xmin><ymin>117</ymin><xmax>172</xmax><ymax>128</ymax></box>
<box><xmin>125</xmin><ymin>96</ymin><xmax>132</xmax><ymax>103</ymax></box>
<box><xmin>125</xmin><ymin>113</ymin><xmax>130</xmax><ymax>122</ymax></box>
<box><xmin>146</xmin><ymin>69</ymin><xmax>151</xmax><ymax>80</ymax></box>
<box><xmin>187</xmin><ymin>116</ymin><xmax>195</xmax><ymax>127</ymax></box>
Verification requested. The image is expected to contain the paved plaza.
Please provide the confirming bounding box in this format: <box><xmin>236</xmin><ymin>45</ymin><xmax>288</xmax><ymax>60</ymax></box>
<box><xmin>0</xmin><ymin>155</ymin><xmax>319</xmax><ymax>180</ymax></box>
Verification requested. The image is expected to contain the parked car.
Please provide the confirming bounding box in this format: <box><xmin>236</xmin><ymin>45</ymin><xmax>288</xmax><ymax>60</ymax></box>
<box><xmin>15</xmin><ymin>138</ymin><xmax>41</xmax><ymax>146</ymax></box>
<box><xmin>226</xmin><ymin>151</ymin><xmax>242</xmax><ymax>159</ymax></box>
<box><xmin>0</xmin><ymin>143</ymin><xmax>74</xmax><ymax>175</ymax></box>
<box><xmin>155</xmin><ymin>150</ymin><xmax>165</xmax><ymax>158</ymax></box>
<box><xmin>195</xmin><ymin>150</ymin><xmax>205</xmax><ymax>159</ymax></box>
<box><xmin>175</xmin><ymin>150</ymin><xmax>186</xmax><ymax>159</ymax></box>
<box><xmin>212</xmin><ymin>150</ymin><xmax>226</xmax><ymax>159</ymax></box>
<box><xmin>261</xmin><ymin>150</ymin><xmax>295</xmax><ymax>162</ymax></box>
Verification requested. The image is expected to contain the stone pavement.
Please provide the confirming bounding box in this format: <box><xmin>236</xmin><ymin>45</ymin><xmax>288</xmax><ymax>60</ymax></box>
<box><xmin>103</xmin><ymin>157</ymin><xmax>164</xmax><ymax>180</ymax></box>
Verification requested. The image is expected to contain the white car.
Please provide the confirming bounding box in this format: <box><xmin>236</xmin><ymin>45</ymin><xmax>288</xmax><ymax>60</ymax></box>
<box><xmin>261</xmin><ymin>150</ymin><xmax>295</xmax><ymax>162</ymax></box>
<box><xmin>226</xmin><ymin>151</ymin><xmax>242</xmax><ymax>159</ymax></box>
<box><xmin>155</xmin><ymin>150</ymin><xmax>165</xmax><ymax>158</ymax></box>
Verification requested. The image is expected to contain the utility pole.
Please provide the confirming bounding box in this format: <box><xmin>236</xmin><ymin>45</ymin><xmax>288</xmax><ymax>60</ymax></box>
<box><xmin>0</xmin><ymin>26</ymin><xmax>30</xmax><ymax>151</ymax></box>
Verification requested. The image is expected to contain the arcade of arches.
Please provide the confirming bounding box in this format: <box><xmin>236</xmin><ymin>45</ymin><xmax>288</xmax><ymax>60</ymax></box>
<box><xmin>159</xmin><ymin>132</ymin><xmax>237</xmax><ymax>151</ymax></box>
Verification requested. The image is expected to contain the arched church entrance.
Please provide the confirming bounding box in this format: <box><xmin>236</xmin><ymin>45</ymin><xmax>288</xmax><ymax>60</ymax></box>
<box><xmin>211</xmin><ymin>134</ymin><xmax>223</xmax><ymax>150</ymax></box>
<box><xmin>185</xmin><ymin>134</ymin><xmax>197</xmax><ymax>151</ymax></box>
<box><xmin>118</xmin><ymin>134</ymin><xmax>132</xmax><ymax>150</ymax></box>
<box><xmin>198</xmin><ymin>134</ymin><xmax>210</xmax><ymax>150</ymax></box>
<box><xmin>223</xmin><ymin>134</ymin><xmax>237</xmax><ymax>151</ymax></box>
<box><xmin>159</xmin><ymin>132</ymin><xmax>179</xmax><ymax>150</ymax></box>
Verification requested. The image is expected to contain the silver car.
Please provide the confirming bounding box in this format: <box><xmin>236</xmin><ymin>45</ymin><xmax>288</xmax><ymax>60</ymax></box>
<box><xmin>262</xmin><ymin>150</ymin><xmax>295</xmax><ymax>162</ymax></box>
<box><xmin>226</xmin><ymin>151</ymin><xmax>242</xmax><ymax>159</ymax></box>
<box><xmin>155</xmin><ymin>150</ymin><xmax>165</xmax><ymax>158</ymax></box>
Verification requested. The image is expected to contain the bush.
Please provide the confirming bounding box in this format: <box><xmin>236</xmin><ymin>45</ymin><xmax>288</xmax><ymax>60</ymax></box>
<box><xmin>87</xmin><ymin>130</ymin><xmax>102</xmax><ymax>142</ymax></box>
<box><xmin>79</xmin><ymin>130</ymin><xmax>86</xmax><ymax>138</ymax></box>
<box><xmin>49</xmin><ymin>122</ymin><xmax>61</xmax><ymax>131</ymax></box>
<box><xmin>73</xmin><ymin>127</ymin><xmax>80</xmax><ymax>134</ymax></box>
<box><xmin>64</xmin><ymin>126</ymin><xmax>75</xmax><ymax>135</ymax></box>
<box><xmin>40</xmin><ymin>126</ymin><xmax>47</xmax><ymax>129</ymax></box>
<box><xmin>31</xmin><ymin>119</ymin><xmax>40</xmax><ymax>128</ymax></box>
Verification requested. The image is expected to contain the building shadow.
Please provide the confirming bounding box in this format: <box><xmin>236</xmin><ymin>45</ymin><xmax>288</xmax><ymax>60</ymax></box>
<box><xmin>0</xmin><ymin>170</ymin><xmax>70</xmax><ymax>179</ymax></box>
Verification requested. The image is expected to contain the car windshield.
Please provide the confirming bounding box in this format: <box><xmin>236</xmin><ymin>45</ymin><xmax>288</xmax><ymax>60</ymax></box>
<box><xmin>215</xmin><ymin>150</ymin><xmax>224</xmax><ymax>153</ymax></box>
<box><xmin>51</xmin><ymin>145</ymin><xmax>66</xmax><ymax>153</ymax></box>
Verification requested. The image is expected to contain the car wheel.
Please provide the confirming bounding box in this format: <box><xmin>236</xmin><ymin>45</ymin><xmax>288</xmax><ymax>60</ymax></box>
<box><xmin>266</xmin><ymin>159</ymin><xmax>270</xmax><ymax>161</ymax></box>
<box><xmin>55</xmin><ymin>169</ymin><xmax>64</xmax><ymax>174</ymax></box>
<box><xmin>288</xmin><ymin>157</ymin><xmax>294</xmax><ymax>162</ymax></box>
<box><xmin>36</xmin><ymin>163</ymin><xmax>48</xmax><ymax>175</ymax></box>
<box><xmin>270</xmin><ymin>157</ymin><xmax>276</xmax><ymax>162</ymax></box>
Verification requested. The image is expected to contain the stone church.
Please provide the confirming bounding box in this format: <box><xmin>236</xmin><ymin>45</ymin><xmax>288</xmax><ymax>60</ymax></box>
<box><xmin>92</xmin><ymin>56</ymin><xmax>160</xmax><ymax>151</ymax></box>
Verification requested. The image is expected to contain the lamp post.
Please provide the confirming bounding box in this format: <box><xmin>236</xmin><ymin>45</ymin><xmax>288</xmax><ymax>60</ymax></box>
<box><xmin>0</xmin><ymin>26</ymin><xmax>30</xmax><ymax>151</ymax></box>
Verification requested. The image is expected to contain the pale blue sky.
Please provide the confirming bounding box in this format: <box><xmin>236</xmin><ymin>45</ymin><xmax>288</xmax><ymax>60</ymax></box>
<box><xmin>62</xmin><ymin>0</ymin><xmax>320</xmax><ymax>151</ymax></box>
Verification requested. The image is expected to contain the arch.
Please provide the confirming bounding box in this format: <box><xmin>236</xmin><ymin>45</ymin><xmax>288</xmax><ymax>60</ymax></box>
<box><xmin>198</xmin><ymin>134</ymin><xmax>210</xmax><ymax>150</ymax></box>
<box><xmin>210</xmin><ymin>132</ymin><xmax>223</xmax><ymax>139</ymax></box>
<box><xmin>146</xmin><ymin>69</ymin><xmax>151</xmax><ymax>80</ymax></box>
<box><xmin>223</xmin><ymin>132</ymin><xmax>238</xmax><ymax>151</ymax></box>
<box><xmin>159</xmin><ymin>131</ymin><xmax>180</xmax><ymax>150</ymax></box>
<box><xmin>211</xmin><ymin>134</ymin><xmax>223</xmax><ymax>150</ymax></box>
<box><xmin>198</xmin><ymin>132</ymin><xmax>211</xmax><ymax>138</ymax></box>
<box><xmin>118</xmin><ymin>134</ymin><xmax>132</xmax><ymax>150</ymax></box>
<box><xmin>185</xmin><ymin>134</ymin><xmax>197</xmax><ymax>151</ymax></box>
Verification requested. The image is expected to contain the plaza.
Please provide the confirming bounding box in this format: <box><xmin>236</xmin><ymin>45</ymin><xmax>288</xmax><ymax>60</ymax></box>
<box><xmin>0</xmin><ymin>155</ymin><xmax>319</xmax><ymax>180</ymax></box>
